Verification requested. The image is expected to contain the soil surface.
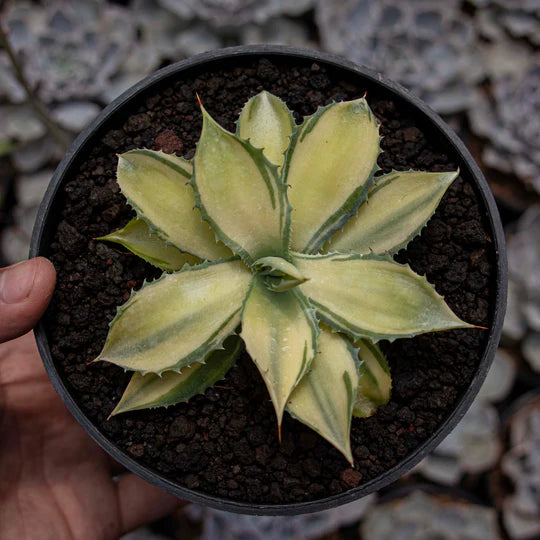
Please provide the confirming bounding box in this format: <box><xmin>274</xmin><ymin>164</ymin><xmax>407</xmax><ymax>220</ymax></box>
<box><xmin>45</xmin><ymin>57</ymin><xmax>495</xmax><ymax>505</ymax></box>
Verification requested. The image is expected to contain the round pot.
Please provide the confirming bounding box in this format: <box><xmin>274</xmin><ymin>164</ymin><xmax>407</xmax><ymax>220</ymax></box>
<box><xmin>30</xmin><ymin>45</ymin><xmax>507</xmax><ymax>515</ymax></box>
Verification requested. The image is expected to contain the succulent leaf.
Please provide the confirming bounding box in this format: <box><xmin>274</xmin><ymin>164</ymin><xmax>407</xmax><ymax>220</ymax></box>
<box><xmin>283</xmin><ymin>98</ymin><xmax>380</xmax><ymax>253</ymax></box>
<box><xmin>327</xmin><ymin>170</ymin><xmax>458</xmax><ymax>255</ymax></box>
<box><xmin>253</xmin><ymin>255</ymin><xmax>307</xmax><ymax>292</ymax></box>
<box><xmin>240</xmin><ymin>277</ymin><xmax>319</xmax><ymax>425</ymax></box>
<box><xmin>293</xmin><ymin>252</ymin><xmax>474</xmax><ymax>342</ymax></box>
<box><xmin>96</xmin><ymin>218</ymin><xmax>201</xmax><ymax>271</ymax></box>
<box><xmin>353</xmin><ymin>340</ymin><xmax>392</xmax><ymax>418</ymax></box>
<box><xmin>287</xmin><ymin>328</ymin><xmax>358</xmax><ymax>464</ymax></box>
<box><xmin>117</xmin><ymin>149</ymin><xmax>231</xmax><ymax>261</ymax></box>
<box><xmin>237</xmin><ymin>90</ymin><xmax>295</xmax><ymax>169</ymax></box>
<box><xmin>110</xmin><ymin>335</ymin><xmax>242</xmax><ymax>416</ymax></box>
<box><xmin>95</xmin><ymin>260</ymin><xmax>251</xmax><ymax>374</ymax></box>
<box><xmin>193</xmin><ymin>106</ymin><xmax>290</xmax><ymax>265</ymax></box>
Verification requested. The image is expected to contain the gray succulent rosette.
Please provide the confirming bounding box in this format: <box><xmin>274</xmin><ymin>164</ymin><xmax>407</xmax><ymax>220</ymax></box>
<box><xmin>316</xmin><ymin>0</ymin><xmax>483</xmax><ymax>114</ymax></box>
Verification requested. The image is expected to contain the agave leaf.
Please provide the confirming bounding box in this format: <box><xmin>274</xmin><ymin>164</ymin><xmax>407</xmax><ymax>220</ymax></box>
<box><xmin>353</xmin><ymin>340</ymin><xmax>392</xmax><ymax>418</ymax></box>
<box><xmin>237</xmin><ymin>90</ymin><xmax>295</xmax><ymax>169</ymax></box>
<box><xmin>293</xmin><ymin>252</ymin><xmax>474</xmax><ymax>342</ymax></box>
<box><xmin>97</xmin><ymin>218</ymin><xmax>201</xmax><ymax>271</ymax></box>
<box><xmin>240</xmin><ymin>277</ymin><xmax>319</xmax><ymax>425</ymax></box>
<box><xmin>253</xmin><ymin>256</ymin><xmax>305</xmax><ymax>281</ymax></box>
<box><xmin>283</xmin><ymin>98</ymin><xmax>380</xmax><ymax>253</ymax></box>
<box><xmin>327</xmin><ymin>170</ymin><xmax>458</xmax><ymax>255</ymax></box>
<box><xmin>287</xmin><ymin>328</ymin><xmax>358</xmax><ymax>464</ymax></box>
<box><xmin>110</xmin><ymin>335</ymin><xmax>243</xmax><ymax>415</ymax></box>
<box><xmin>253</xmin><ymin>255</ymin><xmax>307</xmax><ymax>292</ymax></box>
<box><xmin>193</xmin><ymin>106</ymin><xmax>290</xmax><ymax>265</ymax></box>
<box><xmin>95</xmin><ymin>260</ymin><xmax>251</xmax><ymax>374</ymax></box>
<box><xmin>117</xmin><ymin>149</ymin><xmax>231</xmax><ymax>261</ymax></box>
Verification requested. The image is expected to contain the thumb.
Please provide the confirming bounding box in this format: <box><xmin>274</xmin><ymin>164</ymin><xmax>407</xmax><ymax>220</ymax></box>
<box><xmin>0</xmin><ymin>257</ymin><xmax>56</xmax><ymax>343</ymax></box>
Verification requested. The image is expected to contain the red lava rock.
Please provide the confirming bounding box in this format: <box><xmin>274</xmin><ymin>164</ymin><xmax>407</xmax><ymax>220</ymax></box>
<box><xmin>340</xmin><ymin>469</ymin><xmax>363</xmax><ymax>488</ymax></box>
<box><xmin>401</xmin><ymin>126</ymin><xmax>423</xmax><ymax>142</ymax></box>
<box><xmin>127</xmin><ymin>443</ymin><xmax>145</xmax><ymax>458</ymax></box>
<box><xmin>153</xmin><ymin>129</ymin><xmax>184</xmax><ymax>155</ymax></box>
<box><xmin>169</xmin><ymin>415</ymin><xmax>196</xmax><ymax>440</ymax></box>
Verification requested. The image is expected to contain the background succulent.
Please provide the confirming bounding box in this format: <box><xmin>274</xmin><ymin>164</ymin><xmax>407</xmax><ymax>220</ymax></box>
<box><xmin>497</xmin><ymin>394</ymin><xmax>540</xmax><ymax>540</ymax></box>
<box><xmin>469</xmin><ymin>56</ymin><xmax>540</xmax><ymax>194</ymax></box>
<box><xmin>316</xmin><ymin>0</ymin><xmax>483</xmax><ymax>114</ymax></box>
<box><xmin>186</xmin><ymin>493</ymin><xmax>375</xmax><ymax>540</ymax></box>
<box><xmin>96</xmin><ymin>91</ymin><xmax>471</xmax><ymax>462</ymax></box>
<box><xmin>3</xmin><ymin>0</ymin><xmax>135</xmax><ymax>104</ymax></box>
<box><xmin>503</xmin><ymin>206</ymin><xmax>540</xmax><ymax>374</ymax></box>
<box><xmin>157</xmin><ymin>0</ymin><xmax>316</xmax><ymax>28</ymax></box>
<box><xmin>472</xmin><ymin>0</ymin><xmax>540</xmax><ymax>48</ymax></box>
<box><xmin>360</xmin><ymin>489</ymin><xmax>499</xmax><ymax>539</ymax></box>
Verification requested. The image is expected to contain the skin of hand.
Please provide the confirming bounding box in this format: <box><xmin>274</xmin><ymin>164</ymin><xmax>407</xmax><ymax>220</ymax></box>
<box><xmin>0</xmin><ymin>258</ymin><xmax>182</xmax><ymax>540</ymax></box>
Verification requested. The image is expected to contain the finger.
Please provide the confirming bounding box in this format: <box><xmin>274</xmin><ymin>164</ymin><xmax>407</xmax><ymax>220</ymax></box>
<box><xmin>0</xmin><ymin>257</ymin><xmax>56</xmax><ymax>343</ymax></box>
<box><xmin>116</xmin><ymin>473</ymin><xmax>185</xmax><ymax>534</ymax></box>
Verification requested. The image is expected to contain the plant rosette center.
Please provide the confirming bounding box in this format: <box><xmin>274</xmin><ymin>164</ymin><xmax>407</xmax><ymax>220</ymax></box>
<box><xmin>253</xmin><ymin>256</ymin><xmax>307</xmax><ymax>292</ymax></box>
<box><xmin>94</xmin><ymin>90</ymin><xmax>474</xmax><ymax>464</ymax></box>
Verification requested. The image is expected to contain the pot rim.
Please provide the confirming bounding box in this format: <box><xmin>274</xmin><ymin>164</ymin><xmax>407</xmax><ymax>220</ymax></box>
<box><xmin>30</xmin><ymin>44</ymin><xmax>507</xmax><ymax>516</ymax></box>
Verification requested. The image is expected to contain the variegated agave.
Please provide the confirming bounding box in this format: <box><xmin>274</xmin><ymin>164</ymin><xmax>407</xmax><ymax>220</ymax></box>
<box><xmin>95</xmin><ymin>91</ymin><xmax>473</xmax><ymax>463</ymax></box>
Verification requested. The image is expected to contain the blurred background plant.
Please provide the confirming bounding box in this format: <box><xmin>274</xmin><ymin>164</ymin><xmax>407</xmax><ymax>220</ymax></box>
<box><xmin>0</xmin><ymin>0</ymin><xmax>538</xmax><ymax>538</ymax></box>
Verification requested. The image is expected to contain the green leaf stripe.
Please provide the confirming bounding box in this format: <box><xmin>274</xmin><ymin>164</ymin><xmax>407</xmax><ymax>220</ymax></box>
<box><xmin>110</xmin><ymin>335</ymin><xmax>243</xmax><ymax>415</ymax></box>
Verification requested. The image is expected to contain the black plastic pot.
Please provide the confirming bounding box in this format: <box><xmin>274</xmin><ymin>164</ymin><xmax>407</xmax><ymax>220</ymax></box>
<box><xmin>30</xmin><ymin>45</ymin><xmax>507</xmax><ymax>516</ymax></box>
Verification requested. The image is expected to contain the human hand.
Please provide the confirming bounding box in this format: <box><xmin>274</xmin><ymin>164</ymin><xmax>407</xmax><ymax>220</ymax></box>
<box><xmin>0</xmin><ymin>258</ymin><xmax>182</xmax><ymax>540</ymax></box>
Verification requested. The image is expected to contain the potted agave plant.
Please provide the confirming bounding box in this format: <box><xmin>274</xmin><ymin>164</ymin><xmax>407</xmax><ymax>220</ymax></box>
<box><xmin>31</xmin><ymin>46</ymin><xmax>506</xmax><ymax>515</ymax></box>
<box><xmin>95</xmin><ymin>90</ymin><xmax>474</xmax><ymax>462</ymax></box>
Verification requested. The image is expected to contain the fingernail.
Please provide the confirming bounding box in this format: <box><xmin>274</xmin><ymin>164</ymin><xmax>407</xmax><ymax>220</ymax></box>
<box><xmin>0</xmin><ymin>261</ymin><xmax>36</xmax><ymax>304</ymax></box>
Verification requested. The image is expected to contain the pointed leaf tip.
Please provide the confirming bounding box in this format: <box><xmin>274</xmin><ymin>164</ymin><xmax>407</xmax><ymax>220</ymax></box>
<box><xmin>327</xmin><ymin>169</ymin><xmax>459</xmax><ymax>255</ymax></box>
<box><xmin>293</xmin><ymin>252</ymin><xmax>472</xmax><ymax>342</ymax></box>
<box><xmin>287</xmin><ymin>329</ymin><xmax>357</xmax><ymax>464</ymax></box>
<box><xmin>193</xmin><ymin>107</ymin><xmax>290</xmax><ymax>264</ymax></box>
<box><xmin>254</xmin><ymin>256</ymin><xmax>307</xmax><ymax>292</ymax></box>
<box><xmin>237</xmin><ymin>90</ymin><xmax>295</xmax><ymax>169</ymax></box>
<box><xmin>241</xmin><ymin>278</ymin><xmax>318</xmax><ymax>424</ymax></box>
<box><xmin>283</xmin><ymin>97</ymin><xmax>381</xmax><ymax>253</ymax></box>
<box><xmin>98</xmin><ymin>218</ymin><xmax>201</xmax><ymax>271</ymax></box>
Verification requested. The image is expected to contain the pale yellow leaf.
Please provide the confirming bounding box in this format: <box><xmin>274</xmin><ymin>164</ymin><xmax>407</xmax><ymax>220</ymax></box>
<box><xmin>97</xmin><ymin>218</ymin><xmax>200</xmax><ymax>271</ymax></box>
<box><xmin>117</xmin><ymin>149</ymin><xmax>231</xmax><ymax>261</ymax></box>
<box><xmin>95</xmin><ymin>260</ymin><xmax>251</xmax><ymax>374</ymax></box>
<box><xmin>193</xmin><ymin>107</ymin><xmax>289</xmax><ymax>265</ymax></box>
<box><xmin>287</xmin><ymin>328</ymin><xmax>358</xmax><ymax>464</ymax></box>
<box><xmin>328</xmin><ymin>170</ymin><xmax>458</xmax><ymax>254</ymax></box>
<box><xmin>284</xmin><ymin>98</ymin><xmax>380</xmax><ymax>253</ymax></box>
<box><xmin>237</xmin><ymin>90</ymin><xmax>295</xmax><ymax>169</ymax></box>
<box><xmin>293</xmin><ymin>252</ymin><xmax>474</xmax><ymax>341</ymax></box>
<box><xmin>353</xmin><ymin>340</ymin><xmax>392</xmax><ymax>418</ymax></box>
<box><xmin>240</xmin><ymin>277</ymin><xmax>318</xmax><ymax>425</ymax></box>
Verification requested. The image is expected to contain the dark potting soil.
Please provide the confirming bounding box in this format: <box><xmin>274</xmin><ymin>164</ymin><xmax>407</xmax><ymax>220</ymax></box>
<box><xmin>45</xmin><ymin>57</ymin><xmax>495</xmax><ymax>504</ymax></box>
